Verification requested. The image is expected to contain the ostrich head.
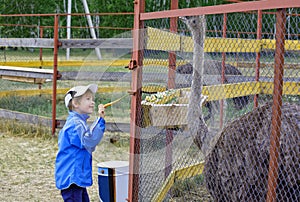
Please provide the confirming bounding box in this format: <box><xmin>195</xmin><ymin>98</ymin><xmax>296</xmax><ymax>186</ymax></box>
<box><xmin>180</xmin><ymin>16</ymin><xmax>206</xmax><ymax>44</ymax></box>
<box><xmin>180</xmin><ymin>15</ymin><xmax>206</xmax><ymax>69</ymax></box>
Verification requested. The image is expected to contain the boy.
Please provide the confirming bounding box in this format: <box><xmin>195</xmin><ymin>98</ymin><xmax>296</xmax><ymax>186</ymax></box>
<box><xmin>55</xmin><ymin>84</ymin><xmax>106</xmax><ymax>202</ymax></box>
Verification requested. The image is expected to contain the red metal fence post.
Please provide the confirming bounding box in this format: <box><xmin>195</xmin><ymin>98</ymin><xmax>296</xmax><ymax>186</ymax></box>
<box><xmin>168</xmin><ymin>0</ymin><xmax>178</xmax><ymax>90</ymax></box>
<box><xmin>266</xmin><ymin>8</ymin><xmax>286</xmax><ymax>202</ymax></box>
<box><xmin>128</xmin><ymin>0</ymin><xmax>145</xmax><ymax>201</ymax></box>
<box><xmin>52</xmin><ymin>14</ymin><xmax>59</xmax><ymax>136</ymax></box>
<box><xmin>165</xmin><ymin>0</ymin><xmax>178</xmax><ymax>179</ymax></box>
<box><xmin>39</xmin><ymin>26</ymin><xmax>44</xmax><ymax>90</ymax></box>
<box><xmin>254</xmin><ymin>10</ymin><xmax>262</xmax><ymax>108</ymax></box>
<box><xmin>39</xmin><ymin>27</ymin><xmax>44</xmax><ymax>63</ymax></box>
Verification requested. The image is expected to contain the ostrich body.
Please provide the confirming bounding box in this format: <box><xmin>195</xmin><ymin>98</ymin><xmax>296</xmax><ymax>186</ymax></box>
<box><xmin>176</xmin><ymin>60</ymin><xmax>250</xmax><ymax>110</ymax></box>
<box><xmin>205</xmin><ymin>102</ymin><xmax>300</xmax><ymax>201</ymax></box>
<box><xmin>182</xmin><ymin>15</ymin><xmax>300</xmax><ymax>201</ymax></box>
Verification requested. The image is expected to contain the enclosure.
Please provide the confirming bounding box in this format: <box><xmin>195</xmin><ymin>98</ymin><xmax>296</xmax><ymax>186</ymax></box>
<box><xmin>0</xmin><ymin>0</ymin><xmax>300</xmax><ymax>202</ymax></box>
<box><xmin>128</xmin><ymin>1</ymin><xmax>300</xmax><ymax>202</ymax></box>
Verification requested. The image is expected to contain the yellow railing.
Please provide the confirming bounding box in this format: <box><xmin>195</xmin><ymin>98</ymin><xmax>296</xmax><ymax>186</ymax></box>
<box><xmin>1</xmin><ymin>59</ymin><xmax>299</xmax><ymax>70</ymax></box>
<box><xmin>152</xmin><ymin>161</ymin><xmax>205</xmax><ymax>202</ymax></box>
<box><xmin>0</xmin><ymin>86</ymin><xmax>129</xmax><ymax>97</ymax></box>
<box><xmin>146</xmin><ymin>27</ymin><xmax>300</xmax><ymax>52</ymax></box>
<box><xmin>0</xmin><ymin>82</ymin><xmax>298</xmax><ymax>99</ymax></box>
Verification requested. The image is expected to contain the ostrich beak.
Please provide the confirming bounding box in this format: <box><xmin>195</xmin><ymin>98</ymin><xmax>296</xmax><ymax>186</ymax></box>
<box><xmin>179</xmin><ymin>16</ymin><xmax>188</xmax><ymax>22</ymax></box>
<box><xmin>200</xmin><ymin>95</ymin><xmax>208</xmax><ymax>106</ymax></box>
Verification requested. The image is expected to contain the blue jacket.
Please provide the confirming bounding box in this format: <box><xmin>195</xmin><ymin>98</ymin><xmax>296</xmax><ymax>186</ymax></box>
<box><xmin>55</xmin><ymin>111</ymin><xmax>105</xmax><ymax>190</ymax></box>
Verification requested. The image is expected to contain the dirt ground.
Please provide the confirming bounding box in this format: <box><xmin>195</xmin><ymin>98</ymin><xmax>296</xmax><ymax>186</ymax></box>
<box><xmin>0</xmin><ymin>124</ymin><xmax>212</xmax><ymax>202</ymax></box>
<box><xmin>0</xmin><ymin>131</ymin><xmax>129</xmax><ymax>202</ymax></box>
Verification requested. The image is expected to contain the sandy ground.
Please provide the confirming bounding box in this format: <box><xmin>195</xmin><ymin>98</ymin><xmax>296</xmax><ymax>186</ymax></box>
<box><xmin>0</xmin><ymin>132</ymin><xmax>129</xmax><ymax>202</ymax></box>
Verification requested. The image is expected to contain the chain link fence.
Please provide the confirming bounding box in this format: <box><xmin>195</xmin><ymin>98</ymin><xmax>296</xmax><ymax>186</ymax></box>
<box><xmin>0</xmin><ymin>13</ymin><xmax>133</xmax><ymax>133</ymax></box>
<box><xmin>0</xmin><ymin>12</ymin><xmax>132</xmax><ymax>63</ymax></box>
<box><xmin>133</xmin><ymin>6</ymin><xmax>300</xmax><ymax>202</ymax></box>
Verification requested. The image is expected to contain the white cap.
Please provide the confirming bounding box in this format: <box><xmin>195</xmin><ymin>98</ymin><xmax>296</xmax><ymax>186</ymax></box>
<box><xmin>64</xmin><ymin>84</ymin><xmax>98</xmax><ymax>108</ymax></box>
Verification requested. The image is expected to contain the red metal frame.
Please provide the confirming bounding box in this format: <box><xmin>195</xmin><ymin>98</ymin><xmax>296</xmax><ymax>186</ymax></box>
<box><xmin>266</xmin><ymin>8</ymin><xmax>286</xmax><ymax>202</ymax></box>
<box><xmin>140</xmin><ymin>0</ymin><xmax>300</xmax><ymax>20</ymax></box>
<box><xmin>128</xmin><ymin>0</ymin><xmax>144</xmax><ymax>201</ymax></box>
<box><xmin>39</xmin><ymin>27</ymin><xmax>44</xmax><ymax>90</ymax></box>
<box><xmin>167</xmin><ymin>0</ymin><xmax>178</xmax><ymax>90</ymax></box>
<box><xmin>52</xmin><ymin>15</ymin><xmax>59</xmax><ymax>135</ymax></box>
<box><xmin>254</xmin><ymin>10</ymin><xmax>262</xmax><ymax>108</ymax></box>
<box><xmin>165</xmin><ymin>0</ymin><xmax>178</xmax><ymax>179</ymax></box>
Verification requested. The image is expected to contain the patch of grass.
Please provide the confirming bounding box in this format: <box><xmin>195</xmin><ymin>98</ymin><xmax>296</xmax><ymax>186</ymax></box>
<box><xmin>167</xmin><ymin>174</ymin><xmax>214</xmax><ymax>201</ymax></box>
<box><xmin>0</xmin><ymin>95</ymin><xmax>63</xmax><ymax>117</ymax></box>
<box><xmin>0</xmin><ymin>92</ymin><xmax>131</xmax><ymax>122</ymax></box>
<box><xmin>0</xmin><ymin>118</ymin><xmax>52</xmax><ymax>139</ymax></box>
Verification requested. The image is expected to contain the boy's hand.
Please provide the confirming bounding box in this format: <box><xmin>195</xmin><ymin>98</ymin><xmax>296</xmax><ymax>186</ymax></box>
<box><xmin>98</xmin><ymin>104</ymin><xmax>105</xmax><ymax>118</ymax></box>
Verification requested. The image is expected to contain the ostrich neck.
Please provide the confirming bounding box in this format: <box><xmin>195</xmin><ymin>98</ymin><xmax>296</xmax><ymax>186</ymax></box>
<box><xmin>192</xmin><ymin>31</ymin><xmax>204</xmax><ymax>93</ymax></box>
<box><xmin>190</xmin><ymin>26</ymin><xmax>204</xmax><ymax>97</ymax></box>
<box><xmin>187</xmin><ymin>17</ymin><xmax>212</xmax><ymax>156</ymax></box>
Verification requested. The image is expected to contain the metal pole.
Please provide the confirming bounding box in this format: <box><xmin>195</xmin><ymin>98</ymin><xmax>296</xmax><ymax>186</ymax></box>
<box><xmin>52</xmin><ymin>15</ymin><xmax>59</xmax><ymax>136</ymax></box>
<box><xmin>220</xmin><ymin>13</ymin><xmax>227</xmax><ymax>129</ymax></box>
<box><xmin>39</xmin><ymin>27</ymin><xmax>43</xmax><ymax>63</ymax></box>
<box><xmin>128</xmin><ymin>0</ymin><xmax>144</xmax><ymax>201</ymax></box>
<box><xmin>254</xmin><ymin>10</ymin><xmax>262</xmax><ymax>108</ymax></box>
<box><xmin>167</xmin><ymin>0</ymin><xmax>178</xmax><ymax>90</ymax></box>
<box><xmin>266</xmin><ymin>8</ymin><xmax>286</xmax><ymax>202</ymax></box>
<box><xmin>165</xmin><ymin>0</ymin><xmax>178</xmax><ymax>179</ymax></box>
<box><xmin>39</xmin><ymin>27</ymin><xmax>44</xmax><ymax>90</ymax></box>
<box><xmin>81</xmin><ymin>0</ymin><xmax>102</xmax><ymax>59</ymax></box>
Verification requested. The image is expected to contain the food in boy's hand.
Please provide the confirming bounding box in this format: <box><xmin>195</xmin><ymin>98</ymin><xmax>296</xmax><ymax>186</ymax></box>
<box><xmin>98</xmin><ymin>104</ymin><xmax>105</xmax><ymax>117</ymax></box>
<box><xmin>103</xmin><ymin>94</ymin><xmax>128</xmax><ymax>108</ymax></box>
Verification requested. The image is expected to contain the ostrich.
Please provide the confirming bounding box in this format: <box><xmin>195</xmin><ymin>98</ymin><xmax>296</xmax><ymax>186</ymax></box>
<box><xmin>182</xmin><ymin>15</ymin><xmax>300</xmax><ymax>201</ymax></box>
<box><xmin>178</xmin><ymin>16</ymin><xmax>249</xmax><ymax>124</ymax></box>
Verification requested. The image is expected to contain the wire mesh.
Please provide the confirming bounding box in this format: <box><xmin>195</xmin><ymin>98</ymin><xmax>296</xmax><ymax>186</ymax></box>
<box><xmin>135</xmin><ymin>7</ymin><xmax>300</xmax><ymax>202</ymax></box>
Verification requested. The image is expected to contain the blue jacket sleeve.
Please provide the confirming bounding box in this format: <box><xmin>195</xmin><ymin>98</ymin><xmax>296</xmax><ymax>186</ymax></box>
<box><xmin>70</xmin><ymin>117</ymin><xmax>105</xmax><ymax>153</ymax></box>
<box><xmin>82</xmin><ymin>117</ymin><xmax>106</xmax><ymax>153</ymax></box>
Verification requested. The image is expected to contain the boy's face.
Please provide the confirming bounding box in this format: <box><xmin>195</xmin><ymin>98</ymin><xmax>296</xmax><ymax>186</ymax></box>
<box><xmin>72</xmin><ymin>91</ymin><xmax>95</xmax><ymax>115</ymax></box>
